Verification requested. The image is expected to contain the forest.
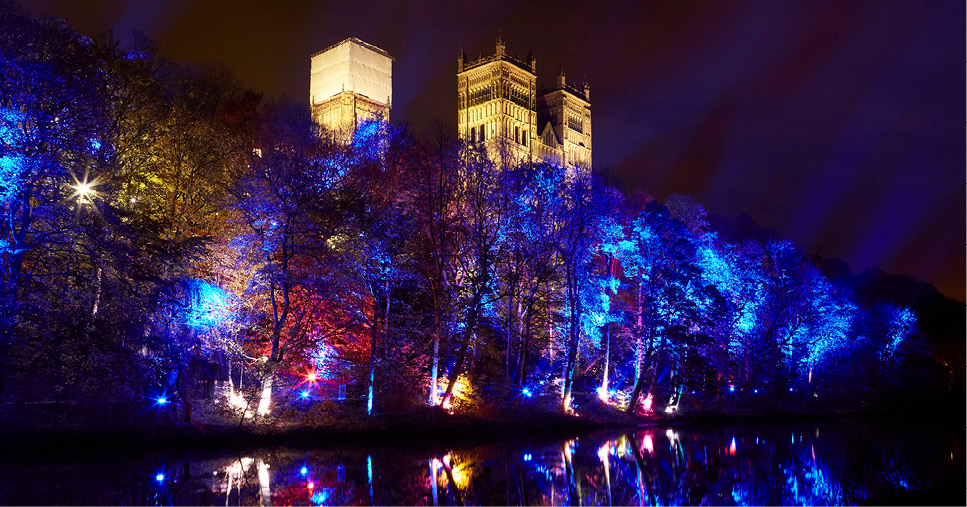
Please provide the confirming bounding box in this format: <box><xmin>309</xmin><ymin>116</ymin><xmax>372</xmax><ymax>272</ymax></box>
<box><xmin>0</xmin><ymin>5</ymin><xmax>959</xmax><ymax>434</ymax></box>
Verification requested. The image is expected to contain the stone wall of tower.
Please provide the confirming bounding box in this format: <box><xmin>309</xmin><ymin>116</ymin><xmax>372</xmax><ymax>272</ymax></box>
<box><xmin>537</xmin><ymin>71</ymin><xmax>592</xmax><ymax>172</ymax></box>
<box><xmin>310</xmin><ymin>38</ymin><xmax>393</xmax><ymax>141</ymax></box>
<box><xmin>456</xmin><ymin>39</ymin><xmax>538</xmax><ymax>167</ymax></box>
<box><xmin>457</xmin><ymin>38</ymin><xmax>591</xmax><ymax>172</ymax></box>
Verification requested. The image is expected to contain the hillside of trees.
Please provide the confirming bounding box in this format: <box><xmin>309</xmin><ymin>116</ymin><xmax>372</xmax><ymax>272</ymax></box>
<box><xmin>1</xmin><ymin>5</ymin><xmax>961</xmax><ymax>436</ymax></box>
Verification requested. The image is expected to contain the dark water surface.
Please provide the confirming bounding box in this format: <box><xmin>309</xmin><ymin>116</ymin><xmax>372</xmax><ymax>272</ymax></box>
<box><xmin>1</xmin><ymin>416</ymin><xmax>962</xmax><ymax>505</ymax></box>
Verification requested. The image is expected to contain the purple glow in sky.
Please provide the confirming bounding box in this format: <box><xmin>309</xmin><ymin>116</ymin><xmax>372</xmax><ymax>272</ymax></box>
<box><xmin>22</xmin><ymin>0</ymin><xmax>965</xmax><ymax>300</ymax></box>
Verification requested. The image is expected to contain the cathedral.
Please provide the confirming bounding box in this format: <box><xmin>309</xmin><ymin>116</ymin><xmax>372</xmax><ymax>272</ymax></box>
<box><xmin>310</xmin><ymin>38</ymin><xmax>393</xmax><ymax>143</ymax></box>
<box><xmin>310</xmin><ymin>37</ymin><xmax>591</xmax><ymax>171</ymax></box>
<box><xmin>457</xmin><ymin>36</ymin><xmax>592</xmax><ymax>172</ymax></box>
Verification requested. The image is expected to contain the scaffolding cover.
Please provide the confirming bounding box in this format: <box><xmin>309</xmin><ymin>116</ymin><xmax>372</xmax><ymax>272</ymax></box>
<box><xmin>310</xmin><ymin>39</ymin><xmax>393</xmax><ymax>107</ymax></box>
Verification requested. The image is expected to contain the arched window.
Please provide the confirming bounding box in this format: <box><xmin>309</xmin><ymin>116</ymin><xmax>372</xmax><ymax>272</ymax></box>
<box><xmin>522</xmin><ymin>131</ymin><xmax>527</xmax><ymax>147</ymax></box>
<box><xmin>470</xmin><ymin>126</ymin><xmax>475</xmax><ymax>142</ymax></box>
<box><xmin>515</xmin><ymin>126</ymin><xmax>520</xmax><ymax>144</ymax></box>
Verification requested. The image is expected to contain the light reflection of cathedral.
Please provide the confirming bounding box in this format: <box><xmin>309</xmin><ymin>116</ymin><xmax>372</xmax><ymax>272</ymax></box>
<box><xmin>310</xmin><ymin>36</ymin><xmax>592</xmax><ymax>172</ymax></box>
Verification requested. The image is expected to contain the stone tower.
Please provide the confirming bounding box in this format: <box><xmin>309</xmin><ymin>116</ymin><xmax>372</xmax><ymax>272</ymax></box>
<box><xmin>310</xmin><ymin>38</ymin><xmax>394</xmax><ymax>142</ymax></box>
<box><xmin>537</xmin><ymin>68</ymin><xmax>592</xmax><ymax>170</ymax></box>
<box><xmin>457</xmin><ymin>35</ymin><xmax>538</xmax><ymax>167</ymax></box>
<box><xmin>457</xmin><ymin>37</ymin><xmax>591</xmax><ymax>172</ymax></box>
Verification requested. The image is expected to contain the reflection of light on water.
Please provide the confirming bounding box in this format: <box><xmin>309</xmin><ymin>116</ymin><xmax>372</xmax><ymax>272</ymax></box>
<box><xmin>729</xmin><ymin>437</ymin><xmax>737</xmax><ymax>456</ymax></box>
<box><xmin>643</xmin><ymin>434</ymin><xmax>654</xmax><ymax>455</ymax></box>
<box><xmin>257</xmin><ymin>460</ymin><xmax>271</xmax><ymax>505</ymax></box>
<box><xmin>666</xmin><ymin>429</ymin><xmax>679</xmax><ymax>450</ymax></box>
<box><xmin>310</xmin><ymin>488</ymin><xmax>334</xmax><ymax>505</ymax></box>
<box><xmin>221</xmin><ymin>457</ymin><xmax>254</xmax><ymax>501</ymax></box>
<box><xmin>597</xmin><ymin>443</ymin><xmax>610</xmax><ymax>462</ymax></box>
<box><xmin>563</xmin><ymin>439</ymin><xmax>576</xmax><ymax>461</ymax></box>
<box><xmin>450</xmin><ymin>463</ymin><xmax>470</xmax><ymax>490</ymax></box>
<box><xmin>429</xmin><ymin>459</ymin><xmax>441</xmax><ymax>506</ymax></box>
<box><xmin>367</xmin><ymin>455</ymin><xmax>374</xmax><ymax>503</ymax></box>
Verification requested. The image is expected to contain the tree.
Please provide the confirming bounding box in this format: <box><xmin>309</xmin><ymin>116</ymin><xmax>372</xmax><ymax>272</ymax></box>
<box><xmin>231</xmin><ymin>103</ymin><xmax>350</xmax><ymax>417</ymax></box>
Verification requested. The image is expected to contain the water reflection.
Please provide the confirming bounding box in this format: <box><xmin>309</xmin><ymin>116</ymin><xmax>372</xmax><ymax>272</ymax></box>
<box><xmin>1</xmin><ymin>417</ymin><xmax>961</xmax><ymax>505</ymax></box>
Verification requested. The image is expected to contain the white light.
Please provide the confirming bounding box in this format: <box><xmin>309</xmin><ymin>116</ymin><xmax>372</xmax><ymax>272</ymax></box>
<box><xmin>156</xmin><ymin>473</ymin><xmax>164</xmax><ymax>482</ymax></box>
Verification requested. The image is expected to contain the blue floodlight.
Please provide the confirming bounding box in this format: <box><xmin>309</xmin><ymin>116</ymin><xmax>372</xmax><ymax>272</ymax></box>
<box><xmin>156</xmin><ymin>473</ymin><xmax>164</xmax><ymax>482</ymax></box>
<box><xmin>522</xmin><ymin>388</ymin><xmax>532</xmax><ymax>397</ymax></box>
<box><xmin>301</xmin><ymin>467</ymin><xmax>308</xmax><ymax>475</ymax></box>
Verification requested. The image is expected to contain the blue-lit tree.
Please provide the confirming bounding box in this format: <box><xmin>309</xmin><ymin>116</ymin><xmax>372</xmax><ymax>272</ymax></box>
<box><xmin>437</xmin><ymin>142</ymin><xmax>507</xmax><ymax>409</ymax></box>
<box><xmin>551</xmin><ymin>170</ymin><xmax>614</xmax><ymax>412</ymax></box>
<box><xmin>621</xmin><ymin>201</ymin><xmax>711</xmax><ymax>413</ymax></box>
<box><xmin>231</xmin><ymin>103</ymin><xmax>356</xmax><ymax>417</ymax></box>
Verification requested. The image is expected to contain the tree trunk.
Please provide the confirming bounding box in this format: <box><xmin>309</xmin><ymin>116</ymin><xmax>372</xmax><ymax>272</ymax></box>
<box><xmin>505</xmin><ymin>284</ymin><xmax>514</xmax><ymax>379</ymax></box>
<box><xmin>562</xmin><ymin>268</ymin><xmax>580</xmax><ymax>412</ymax></box>
<box><xmin>429</xmin><ymin>307</ymin><xmax>440</xmax><ymax>406</ymax></box>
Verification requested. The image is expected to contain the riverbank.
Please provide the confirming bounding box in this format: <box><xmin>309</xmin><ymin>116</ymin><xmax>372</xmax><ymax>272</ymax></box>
<box><xmin>2</xmin><ymin>397</ymin><xmax>961</xmax><ymax>456</ymax></box>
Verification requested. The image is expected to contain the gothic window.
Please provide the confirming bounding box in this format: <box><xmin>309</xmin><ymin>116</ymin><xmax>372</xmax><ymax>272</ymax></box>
<box><xmin>522</xmin><ymin>131</ymin><xmax>527</xmax><ymax>147</ymax></box>
<box><xmin>470</xmin><ymin>126</ymin><xmax>475</xmax><ymax>142</ymax></box>
<box><xmin>479</xmin><ymin>126</ymin><xmax>485</xmax><ymax>142</ymax></box>
<box><xmin>515</xmin><ymin>126</ymin><xmax>519</xmax><ymax>144</ymax></box>
<box><xmin>567</xmin><ymin>114</ymin><xmax>583</xmax><ymax>133</ymax></box>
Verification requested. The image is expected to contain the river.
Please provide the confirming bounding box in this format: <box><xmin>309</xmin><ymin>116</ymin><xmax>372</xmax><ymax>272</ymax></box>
<box><xmin>0</xmin><ymin>415</ymin><xmax>961</xmax><ymax>505</ymax></box>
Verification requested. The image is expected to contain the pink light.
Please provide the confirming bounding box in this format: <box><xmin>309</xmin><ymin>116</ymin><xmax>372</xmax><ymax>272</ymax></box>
<box><xmin>307</xmin><ymin>481</ymin><xmax>314</xmax><ymax>489</ymax></box>
<box><xmin>641</xmin><ymin>393</ymin><xmax>653</xmax><ymax>414</ymax></box>
<box><xmin>729</xmin><ymin>437</ymin><xmax>737</xmax><ymax>456</ymax></box>
<box><xmin>643</xmin><ymin>434</ymin><xmax>654</xmax><ymax>455</ymax></box>
<box><xmin>306</xmin><ymin>372</ymin><xmax>317</xmax><ymax>382</ymax></box>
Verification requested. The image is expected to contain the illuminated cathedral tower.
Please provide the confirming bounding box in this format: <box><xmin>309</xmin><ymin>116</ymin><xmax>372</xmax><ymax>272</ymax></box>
<box><xmin>457</xmin><ymin>36</ymin><xmax>591</xmax><ymax>172</ymax></box>
<box><xmin>310</xmin><ymin>38</ymin><xmax>393</xmax><ymax>141</ymax></box>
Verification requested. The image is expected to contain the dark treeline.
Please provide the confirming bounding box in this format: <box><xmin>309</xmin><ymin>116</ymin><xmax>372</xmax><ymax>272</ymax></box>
<box><xmin>0</xmin><ymin>5</ymin><xmax>960</xmax><ymax>432</ymax></box>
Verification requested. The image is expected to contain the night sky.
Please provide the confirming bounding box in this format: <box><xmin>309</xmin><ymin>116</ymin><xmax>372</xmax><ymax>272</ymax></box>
<box><xmin>21</xmin><ymin>0</ymin><xmax>965</xmax><ymax>301</ymax></box>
